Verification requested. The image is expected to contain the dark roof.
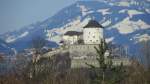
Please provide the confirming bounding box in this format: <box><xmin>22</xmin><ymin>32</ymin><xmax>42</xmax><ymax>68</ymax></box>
<box><xmin>64</xmin><ymin>31</ymin><xmax>83</xmax><ymax>36</ymax></box>
<box><xmin>59</xmin><ymin>40</ymin><xmax>64</xmax><ymax>43</ymax></box>
<box><xmin>83</xmin><ymin>20</ymin><xmax>104</xmax><ymax>28</ymax></box>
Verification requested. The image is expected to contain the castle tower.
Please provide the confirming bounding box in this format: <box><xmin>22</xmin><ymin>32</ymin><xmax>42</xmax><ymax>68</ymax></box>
<box><xmin>83</xmin><ymin>20</ymin><xmax>104</xmax><ymax>44</ymax></box>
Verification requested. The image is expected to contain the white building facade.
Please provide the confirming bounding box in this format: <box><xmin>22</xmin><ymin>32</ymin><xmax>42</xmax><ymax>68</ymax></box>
<box><xmin>63</xmin><ymin>35</ymin><xmax>78</xmax><ymax>44</ymax></box>
<box><xmin>83</xmin><ymin>20</ymin><xmax>104</xmax><ymax>44</ymax></box>
<box><xmin>62</xmin><ymin>31</ymin><xmax>83</xmax><ymax>45</ymax></box>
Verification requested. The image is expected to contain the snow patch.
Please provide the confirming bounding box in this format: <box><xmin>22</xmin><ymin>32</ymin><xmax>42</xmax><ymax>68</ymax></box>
<box><xmin>6</xmin><ymin>36</ymin><xmax>17</xmax><ymax>43</ymax></box>
<box><xmin>113</xmin><ymin>17</ymin><xmax>150</xmax><ymax>34</ymax></box>
<box><xmin>97</xmin><ymin>8</ymin><xmax>111</xmax><ymax>15</ymax></box>
<box><xmin>102</xmin><ymin>20</ymin><xmax>111</xmax><ymax>27</ymax></box>
<box><xmin>134</xmin><ymin>34</ymin><xmax>150</xmax><ymax>43</ymax></box>
<box><xmin>106</xmin><ymin>37</ymin><xmax>114</xmax><ymax>43</ymax></box>
<box><xmin>78</xmin><ymin>5</ymin><xmax>90</xmax><ymax>16</ymax></box>
<box><xmin>119</xmin><ymin>9</ymin><xmax>127</xmax><ymax>13</ymax></box>
<box><xmin>145</xmin><ymin>9</ymin><xmax>150</xmax><ymax>14</ymax></box>
<box><xmin>136</xmin><ymin>20</ymin><xmax>150</xmax><ymax>29</ymax></box>
<box><xmin>5</xmin><ymin>31</ymin><xmax>29</xmax><ymax>43</ymax></box>
<box><xmin>19</xmin><ymin>32</ymin><xmax>29</xmax><ymax>38</ymax></box>
<box><xmin>117</xmin><ymin>2</ymin><xmax>130</xmax><ymax>7</ymax></box>
<box><xmin>127</xmin><ymin>10</ymin><xmax>143</xmax><ymax>18</ymax></box>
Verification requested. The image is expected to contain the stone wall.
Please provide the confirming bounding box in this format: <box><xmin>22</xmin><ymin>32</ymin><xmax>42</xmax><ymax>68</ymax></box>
<box><xmin>67</xmin><ymin>45</ymin><xmax>131</xmax><ymax>68</ymax></box>
<box><xmin>68</xmin><ymin>44</ymin><xmax>99</xmax><ymax>58</ymax></box>
<box><xmin>41</xmin><ymin>45</ymin><xmax>131</xmax><ymax>68</ymax></box>
<box><xmin>71</xmin><ymin>58</ymin><xmax>131</xmax><ymax>68</ymax></box>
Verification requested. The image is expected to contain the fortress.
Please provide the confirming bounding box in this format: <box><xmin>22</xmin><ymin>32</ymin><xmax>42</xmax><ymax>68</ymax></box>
<box><xmin>62</xmin><ymin>20</ymin><xmax>104</xmax><ymax>45</ymax></box>
<box><xmin>61</xmin><ymin>20</ymin><xmax>104</xmax><ymax>58</ymax></box>
<box><xmin>43</xmin><ymin>20</ymin><xmax>130</xmax><ymax>68</ymax></box>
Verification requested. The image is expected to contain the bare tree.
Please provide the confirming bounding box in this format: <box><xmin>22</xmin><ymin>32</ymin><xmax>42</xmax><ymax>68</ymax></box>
<box><xmin>125</xmin><ymin>58</ymin><xmax>147</xmax><ymax>84</ymax></box>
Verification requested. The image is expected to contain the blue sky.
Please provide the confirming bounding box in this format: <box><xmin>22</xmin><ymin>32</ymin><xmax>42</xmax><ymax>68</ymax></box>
<box><xmin>0</xmin><ymin>0</ymin><xmax>76</xmax><ymax>34</ymax></box>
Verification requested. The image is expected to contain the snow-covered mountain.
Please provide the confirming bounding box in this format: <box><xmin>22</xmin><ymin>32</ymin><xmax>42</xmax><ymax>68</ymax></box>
<box><xmin>0</xmin><ymin>0</ymin><xmax>150</xmax><ymax>55</ymax></box>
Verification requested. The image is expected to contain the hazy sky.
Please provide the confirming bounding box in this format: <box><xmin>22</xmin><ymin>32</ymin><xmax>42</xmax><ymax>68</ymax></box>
<box><xmin>0</xmin><ymin>0</ymin><xmax>76</xmax><ymax>34</ymax></box>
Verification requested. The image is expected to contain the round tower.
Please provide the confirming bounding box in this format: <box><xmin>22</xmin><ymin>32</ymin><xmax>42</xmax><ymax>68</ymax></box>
<box><xmin>83</xmin><ymin>20</ymin><xmax>104</xmax><ymax>44</ymax></box>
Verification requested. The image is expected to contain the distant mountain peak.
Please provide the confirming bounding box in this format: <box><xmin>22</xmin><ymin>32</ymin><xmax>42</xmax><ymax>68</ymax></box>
<box><xmin>0</xmin><ymin>0</ymin><xmax>150</xmax><ymax>55</ymax></box>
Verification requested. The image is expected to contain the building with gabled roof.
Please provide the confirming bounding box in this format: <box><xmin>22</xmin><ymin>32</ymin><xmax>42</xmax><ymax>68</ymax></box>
<box><xmin>62</xmin><ymin>20</ymin><xmax>104</xmax><ymax>45</ymax></box>
<box><xmin>63</xmin><ymin>31</ymin><xmax>83</xmax><ymax>45</ymax></box>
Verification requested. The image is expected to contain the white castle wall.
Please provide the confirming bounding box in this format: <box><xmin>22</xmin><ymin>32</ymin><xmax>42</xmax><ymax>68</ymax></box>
<box><xmin>63</xmin><ymin>35</ymin><xmax>78</xmax><ymax>44</ymax></box>
<box><xmin>83</xmin><ymin>28</ymin><xmax>103</xmax><ymax>44</ymax></box>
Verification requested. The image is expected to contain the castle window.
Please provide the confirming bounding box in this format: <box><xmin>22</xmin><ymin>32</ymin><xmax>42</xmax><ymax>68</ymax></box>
<box><xmin>89</xmin><ymin>32</ymin><xmax>90</xmax><ymax>34</ymax></box>
<box><xmin>93</xmin><ymin>36</ymin><xmax>95</xmax><ymax>38</ymax></box>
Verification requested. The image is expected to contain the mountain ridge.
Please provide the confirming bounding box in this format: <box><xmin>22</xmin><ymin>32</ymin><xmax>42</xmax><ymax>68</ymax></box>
<box><xmin>0</xmin><ymin>0</ymin><xmax>150</xmax><ymax>55</ymax></box>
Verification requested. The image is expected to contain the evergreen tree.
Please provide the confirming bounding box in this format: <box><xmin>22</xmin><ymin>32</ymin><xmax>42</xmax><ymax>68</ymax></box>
<box><xmin>86</xmin><ymin>39</ymin><xmax>126</xmax><ymax>84</ymax></box>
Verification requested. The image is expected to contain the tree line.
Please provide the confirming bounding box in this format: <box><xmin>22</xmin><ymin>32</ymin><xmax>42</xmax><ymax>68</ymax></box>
<box><xmin>0</xmin><ymin>38</ymin><xmax>150</xmax><ymax>84</ymax></box>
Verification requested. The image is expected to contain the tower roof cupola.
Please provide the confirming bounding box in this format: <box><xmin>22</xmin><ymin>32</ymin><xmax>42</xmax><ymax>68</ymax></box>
<box><xmin>83</xmin><ymin>20</ymin><xmax>104</xmax><ymax>28</ymax></box>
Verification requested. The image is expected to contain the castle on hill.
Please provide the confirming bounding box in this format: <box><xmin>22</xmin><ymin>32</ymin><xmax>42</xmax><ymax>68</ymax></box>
<box><xmin>57</xmin><ymin>20</ymin><xmax>130</xmax><ymax>68</ymax></box>
<box><xmin>43</xmin><ymin>20</ymin><xmax>130</xmax><ymax>68</ymax></box>
<box><xmin>61</xmin><ymin>20</ymin><xmax>104</xmax><ymax>45</ymax></box>
<box><xmin>60</xmin><ymin>20</ymin><xmax>106</xmax><ymax>59</ymax></box>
